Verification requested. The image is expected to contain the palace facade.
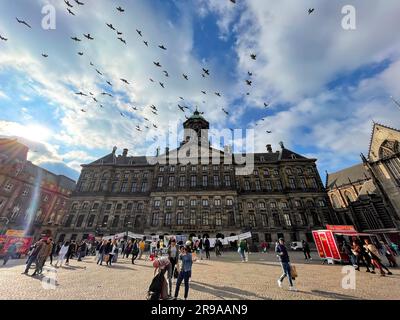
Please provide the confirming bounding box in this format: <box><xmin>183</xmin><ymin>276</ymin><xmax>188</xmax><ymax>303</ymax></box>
<box><xmin>0</xmin><ymin>138</ymin><xmax>76</xmax><ymax>238</ymax></box>
<box><xmin>56</xmin><ymin>111</ymin><xmax>336</xmax><ymax>246</ymax></box>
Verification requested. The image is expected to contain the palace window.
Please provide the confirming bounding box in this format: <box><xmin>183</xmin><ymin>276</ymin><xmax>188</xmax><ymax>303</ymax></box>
<box><xmin>64</xmin><ymin>215</ymin><xmax>74</xmax><ymax>227</ymax></box>
<box><xmin>202</xmin><ymin>175</ymin><xmax>208</xmax><ymax>187</ymax></box>
<box><xmin>255</xmin><ymin>180</ymin><xmax>261</xmax><ymax>191</ymax></box>
<box><xmin>190</xmin><ymin>212</ymin><xmax>196</xmax><ymax>225</ymax></box>
<box><xmin>202</xmin><ymin>213</ymin><xmax>209</xmax><ymax>225</ymax></box>
<box><xmin>112</xmin><ymin>216</ymin><xmax>120</xmax><ymax>228</ymax></box>
<box><xmin>126</xmin><ymin>203</ymin><xmax>133</xmax><ymax>211</ymax></box>
<box><xmin>178</xmin><ymin>199</ymin><xmax>185</xmax><ymax>207</ymax></box>
<box><xmin>141</xmin><ymin>182</ymin><xmax>148</xmax><ymax>192</ymax></box>
<box><xmin>121</xmin><ymin>182</ymin><xmax>128</xmax><ymax>192</ymax></box>
<box><xmin>289</xmin><ymin>178</ymin><xmax>296</xmax><ymax>189</ymax></box>
<box><xmin>213</xmin><ymin>165</ymin><xmax>219</xmax><ymax>171</ymax></box>
<box><xmin>284</xmin><ymin>214</ymin><xmax>292</xmax><ymax>226</ymax></box>
<box><xmin>191</xmin><ymin>176</ymin><xmax>197</xmax><ymax>187</ymax></box>
<box><xmin>270</xmin><ymin>202</ymin><xmax>277</xmax><ymax>209</ymax></box>
<box><xmin>159</xmin><ymin>166</ymin><xmax>165</xmax><ymax>172</ymax></box>
<box><xmin>116</xmin><ymin>203</ymin><xmax>122</xmax><ymax>211</ymax></box>
<box><xmin>265</xmin><ymin>180</ymin><xmax>272</xmax><ymax>191</ymax></box>
<box><xmin>180</xmin><ymin>166</ymin><xmax>186</xmax><ymax>172</ymax></box>
<box><xmin>168</xmin><ymin>176</ymin><xmax>175</xmax><ymax>188</ymax></box>
<box><xmin>299</xmin><ymin>178</ymin><xmax>306</xmax><ymax>189</ymax></box>
<box><xmin>297</xmin><ymin>168</ymin><xmax>303</xmax><ymax>175</ymax></box>
<box><xmin>213</xmin><ymin>175</ymin><xmax>219</xmax><ymax>187</ymax></box>
<box><xmin>164</xmin><ymin>213</ymin><xmax>171</xmax><ymax>226</ymax></box>
<box><xmin>177</xmin><ymin>212</ymin><xmax>184</xmax><ymax>225</ymax></box>
<box><xmin>131</xmin><ymin>181</ymin><xmax>137</xmax><ymax>192</ymax></box>
<box><xmin>151</xmin><ymin>213</ymin><xmax>159</xmax><ymax>227</ymax></box>
<box><xmin>170</xmin><ymin>166</ymin><xmax>175</xmax><ymax>173</ymax></box>
<box><xmin>202</xmin><ymin>199</ymin><xmax>209</xmax><ymax>207</ymax></box>
<box><xmin>224</xmin><ymin>175</ymin><xmax>231</xmax><ymax>187</ymax></box>
<box><xmin>214</xmin><ymin>199</ymin><xmax>221</xmax><ymax>206</ymax></box>
<box><xmin>202</xmin><ymin>165</ymin><xmax>208</xmax><ymax>171</ymax></box>
<box><xmin>179</xmin><ymin>176</ymin><xmax>185</xmax><ymax>187</ymax></box>
<box><xmin>87</xmin><ymin>215</ymin><xmax>95</xmax><ymax>227</ymax></box>
<box><xmin>191</xmin><ymin>165</ymin><xmax>197</xmax><ymax>172</ymax></box>
<box><xmin>263</xmin><ymin>169</ymin><xmax>270</xmax><ymax>176</ymax></box>
<box><xmin>244</xmin><ymin>180</ymin><xmax>251</xmax><ymax>190</ymax></box>
<box><xmin>226</xmin><ymin>199</ymin><xmax>233</xmax><ymax>206</ymax></box>
<box><xmin>259</xmin><ymin>202</ymin><xmax>266</xmax><ymax>209</ymax></box>
<box><xmin>154</xmin><ymin>200</ymin><xmax>160</xmax><ymax>208</ymax></box>
<box><xmin>166</xmin><ymin>199</ymin><xmax>173</xmax><ymax>207</ymax></box>
<box><xmin>275</xmin><ymin>180</ymin><xmax>283</xmax><ymax>191</ymax></box>
<box><xmin>157</xmin><ymin>177</ymin><xmax>163</xmax><ymax>188</ymax></box>
<box><xmin>262</xmin><ymin>215</ymin><xmax>268</xmax><ymax>227</ymax></box>
<box><xmin>249</xmin><ymin>214</ymin><xmax>256</xmax><ymax>227</ymax></box>
<box><xmin>190</xmin><ymin>199</ymin><xmax>197</xmax><ymax>206</ymax></box>
<box><xmin>111</xmin><ymin>182</ymin><xmax>118</xmax><ymax>192</ymax></box>
<box><xmin>216</xmin><ymin>213</ymin><xmax>222</xmax><ymax>227</ymax></box>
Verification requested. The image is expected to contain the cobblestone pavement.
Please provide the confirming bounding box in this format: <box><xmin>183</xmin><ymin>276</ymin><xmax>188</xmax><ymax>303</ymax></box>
<box><xmin>0</xmin><ymin>251</ymin><xmax>399</xmax><ymax>300</ymax></box>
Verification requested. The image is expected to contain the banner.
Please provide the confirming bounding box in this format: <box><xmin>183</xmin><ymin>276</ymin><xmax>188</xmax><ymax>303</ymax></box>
<box><xmin>5</xmin><ymin>229</ymin><xmax>25</xmax><ymax>237</ymax></box>
<box><xmin>1</xmin><ymin>236</ymin><xmax>33</xmax><ymax>255</ymax></box>
<box><xmin>238</xmin><ymin>232</ymin><xmax>252</xmax><ymax>240</ymax></box>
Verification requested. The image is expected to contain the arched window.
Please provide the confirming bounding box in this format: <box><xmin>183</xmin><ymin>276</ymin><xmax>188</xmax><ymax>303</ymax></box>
<box><xmin>344</xmin><ymin>191</ymin><xmax>354</xmax><ymax>203</ymax></box>
<box><xmin>64</xmin><ymin>215</ymin><xmax>74</xmax><ymax>227</ymax></box>
<box><xmin>379</xmin><ymin>140</ymin><xmax>399</xmax><ymax>159</ymax></box>
<box><xmin>249</xmin><ymin>213</ymin><xmax>256</xmax><ymax>227</ymax></box>
<box><xmin>87</xmin><ymin>215</ymin><xmax>95</xmax><ymax>227</ymax></box>
<box><xmin>331</xmin><ymin>194</ymin><xmax>341</xmax><ymax>208</ymax></box>
<box><xmin>76</xmin><ymin>215</ymin><xmax>85</xmax><ymax>228</ymax></box>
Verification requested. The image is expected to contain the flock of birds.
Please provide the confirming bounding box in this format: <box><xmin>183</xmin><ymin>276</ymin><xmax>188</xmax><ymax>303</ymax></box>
<box><xmin>0</xmin><ymin>1</ymin><xmax>317</xmax><ymax>137</ymax></box>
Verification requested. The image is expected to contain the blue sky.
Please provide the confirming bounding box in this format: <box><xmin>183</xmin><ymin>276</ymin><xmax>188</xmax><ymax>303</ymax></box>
<box><xmin>1</xmin><ymin>0</ymin><xmax>400</xmax><ymax>182</ymax></box>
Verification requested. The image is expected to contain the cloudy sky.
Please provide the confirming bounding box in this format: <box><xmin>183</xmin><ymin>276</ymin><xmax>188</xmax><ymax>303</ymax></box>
<box><xmin>1</xmin><ymin>0</ymin><xmax>400</xmax><ymax>181</ymax></box>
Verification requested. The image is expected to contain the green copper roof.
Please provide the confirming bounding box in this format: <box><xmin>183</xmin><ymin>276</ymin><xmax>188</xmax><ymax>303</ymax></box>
<box><xmin>188</xmin><ymin>110</ymin><xmax>207</xmax><ymax>121</ymax></box>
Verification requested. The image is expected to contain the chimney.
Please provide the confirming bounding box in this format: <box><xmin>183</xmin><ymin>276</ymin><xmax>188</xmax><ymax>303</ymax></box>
<box><xmin>122</xmin><ymin>148</ymin><xmax>128</xmax><ymax>157</ymax></box>
<box><xmin>279</xmin><ymin>141</ymin><xmax>285</xmax><ymax>149</ymax></box>
<box><xmin>266</xmin><ymin>144</ymin><xmax>272</xmax><ymax>153</ymax></box>
<box><xmin>112</xmin><ymin>146</ymin><xmax>117</xmax><ymax>154</ymax></box>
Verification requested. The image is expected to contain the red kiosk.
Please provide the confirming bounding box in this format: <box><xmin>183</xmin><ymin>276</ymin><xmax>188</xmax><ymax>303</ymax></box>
<box><xmin>312</xmin><ymin>225</ymin><xmax>377</xmax><ymax>264</ymax></box>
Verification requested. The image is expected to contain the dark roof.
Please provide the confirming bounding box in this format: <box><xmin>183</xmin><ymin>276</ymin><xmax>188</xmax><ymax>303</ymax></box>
<box><xmin>327</xmin><ymin>163</ymin><xmax>370</xmax><ymax>190</ymax></box>
<box><xmin>87</xmin><ymin>153</ymin><xmax>154</xmax><ymax>167</ymax></box>
<box><xmin>279</xmin><ymin>148</ymin><xmax>308</xmax><ymax>160</ymax></box>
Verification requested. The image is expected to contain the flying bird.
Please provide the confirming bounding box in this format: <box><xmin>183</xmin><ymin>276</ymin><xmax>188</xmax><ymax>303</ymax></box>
<box><xmin>89</xmin><ymin>92</ymin><xmax>94</xmax><ymax>96</ymax></box>
<box><xmin>71</xmin><ymin>36</ymin><xmax>81</xmax><ymax>42</ymax></box>
<box><xmin>42</xmin><ymin>54</ymin><xmax>48</xmax><ymax>58</ymax></box>
<box><xmin>16</xmin><ymin>18</ymin><xmax>32</xmax><ymax>28</ymax></box>
<box><xmin>96</xmin><ymin>69</ymin><xmax>102</xmax><ymax>75</ymax></box>
<box><xmin>136</xmin><ymin>29</ymin><xmax>142</xmax><ymax>37</ymax></box>
<box><xmin>151</xmin><ymin>110</ymin><xmax>158</xmax><ymax>115</ymax></box>
<box><xmin>201</xmin><ymin>91</ymin><xmax>206</xmax><ymax>95</ymax></box>
<box><xmin>153</xmin><ymin>61</ymin><xmax>162</xmax><ymax>67</ymax></box>
<box><xmin>120</xmin><ymin>79</ymin><xmax>130</xmax><ymax>85</ymax></box>
<box><xmin>101</xmin><ymin>92</ymin><xmax>113</xmax><ymax>97</ymax></box>
<box><xmin>266</xmin><ymin>130</ymin><xmax>272</xmax><ymax>134</ymax></box>
<box><xmin>106</xmin><ymin>81</ymin><xmax>112</xmax><ymax>86</ymax></box>
<box><xmin>117</xmin><ymin>31</ymin><xmax>123</xmax><ymax>35</ymax></box>
<box><xmin>67</xmin><ymin>8</ymin><xmax>75</xmax><ymax>15</ymax></box>
<box><xmin>222</xmin><ymin>108</ymin><xmax>229</xmax><ymax>115</ymax></box>
<box><xmin>158</xmin><ymin>45</ymin><xmax>167</xmax><ymax>50</ymax></box>
<box><xmin>93</xmin><ymin>97</ymin><xmax>98</xmax><ymax>103</ymax></box>
<box><xmin>202</xmin><ymin>68</ymin><xmax>210</xmax><ymax>76</ymax></box>
<box><xmin>178</xmin><ymin>105</ymin><xmax>185</xmax><ymax>112</ymax></box>
<box><xmin>90</xmin><ymin>62</ymin><xmax>94</xmax><ymax>66</ymax></box>
<box><xmin>75</xmin><ymin>91</ymin><xmax>87</xmax><ymax>96</ymax></box>
<box><xmin>131</xmin><ymin>106</ymin><xmax>138</xmax><ymax>111</ymax></box>
<box><xmin>149</xmin><ymin>78</ymin><xmax>155</xmax><ymax>82</ymax></box>
<box><xmin>250</xmin><ymin>54</ymin><xmax>257</xmax><ymax>60</ymax></box>
<box><xmin>81</xmin><ymin>109</ymin><xmax>86</xmax><ymax>112</ymax></box>
<box><xmin>163</xmin><ymin>70</ymin><xmax>169</xmax><ymax>77</ymax></box>
<box><xmin>65</xmin><ymin>0</ymin><xmax>73</xmax><ymax>8</ymax></box>
<box><xmin>0</xmin><ymin>35</ymin><xmax>8</xmax><ymax>41</ymax></box>
<box><xmin>159</xmin><ymin>82</ymin><xmax>165</xmax><ymax>88</ymax></box>
<box><xmin>78</xmin><ymin>52</ymin><xmax>84</xmax><ymax>56</ymax></box>
<box><xmin>75</xmin><ymin>0</ymin><xmax>84</xmax><ymax>5</ymax></box>
<box><xmin>264</xmin><ymin>102</ymin><xmax>269</xmax><ymax>107</ymax></box>
<box><xmin>179</xmin><ymin>97</ymin><xmax>184</xmax><ymax>100</ymax></box>
<box><xmin>106</xmin><ymin>23</ymin><xmax>115</xmax><ymax>30</ymax></box>
<box><xmin>308</xmin><ymin>8</ymin><xmax>315</xmax><ymax>15</ymax></box>
<box><xmin>84</xmin><ymin>33</ymin><xmax>94</xmax><ymax>40</ymax></box>
<box><xmin>143</xmin><ymin>41</ymin><xmax>148</xmax><ymax>47</ymax></box>
<box><xmin>118</xmin><ymin>37</ymin><xmax>126</xmax><ymax>44</ymax></box>
<box><xmin>230</xmin><ymin>0</ymin><xmax>236</xmax><ymax>3</ymax></box>
<box><xmin>183</xmin><ymin>74</ymin><xmax>188</xmax><ymax>80</ymax></box>
<box><xmin>246</xmin><ymin>80</ymin><xmax>252</xmax><ymax>86</ymax></box>
<box><xmin>248</xmin><ymin>71</ymin><xmax>253</xmax><ymax>76</ymax></box>
<box><xmin>116</xmin><ymin>6</ymin><xmax>125</xmax><ymax>12</ymax></box>
<box><xmin>215</xmin><ymin>92</ymin><xmax>221</xmax><ymax>97</ymax></box>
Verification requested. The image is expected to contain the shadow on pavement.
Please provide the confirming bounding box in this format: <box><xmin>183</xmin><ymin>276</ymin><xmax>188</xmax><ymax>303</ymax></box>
<box><xmin>190</xmin><ymin>280</ymin><xmax>269</xmax><ymax>300</ymax></box>
<box><xmin>298</xmin><ymin>289</ymin><xmax>364</xmax><ymax>300</ymax></box>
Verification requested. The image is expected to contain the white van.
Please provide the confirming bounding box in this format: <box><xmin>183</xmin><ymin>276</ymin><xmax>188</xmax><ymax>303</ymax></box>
<box><xmin>290</xmin><ymin>241</ymin><xmax>303</xmax><ymax>251</ymax></box>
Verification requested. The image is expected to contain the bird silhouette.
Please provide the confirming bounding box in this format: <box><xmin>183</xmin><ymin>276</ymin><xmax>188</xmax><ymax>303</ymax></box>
<box><xmin>81</xmin><ymin>109</ymin><xmax>86</xmax><ymax>112</ymax></box>
<box><xmin>178</xmin><ymin>105</ymin><xmax>185</xmax><ymax>112</ymax></box>
<box><xmin>101</xmin><ymin>92</ymin><xmax>113</xmax><ymax>97</ymax></box>
<box><xmin>78</xmin><ymin>52</ymin><xmax>84</xmax><ymax>56</ymax></box>
<box><xmin>118</xmin><ymin>37</ymin><xmax>126</xmax><ymax>44</ymax></box>
<box><xmin>67</xmin><ymin>8</ymin><xmax>75</xmax><ymax>15</ymax></box>
<box><xmin>75</xmin><ymin>91</ymin><xmax>87</xmax><ymax>96</ymax></box>
<box><xmin>308</xmin><ymin>8</ymin><xmax>315</xmax><ymax>15</ymax></box>
<box><xmin>136</xmin><ymin>29</ymin><xmax>142</xmax><ymax>37</ymax></box>
<box><xmin>215</xmin><ymin>92</ymin><xmax>221</xmax><ymax>97</ymax></box>
<box><xmin>163</xmin><ymin>71</ymin><xmax>169</xmax><ymax>77</ymax></box>
<box><xmin>151</xmin><ymin>110</ymin><xmax>158</xmax><ymax>115</ymax></box>
<box><xmin>84</xmin><ymin>33</ymin><xmax>94</xmax><ymax>40</ymax></box>
<box><xmin>89</xmin><ymin>92</ymin><xmax>94</xmax><ymax>96</ymax></box>
<box><xmin>202</xmin><ymin>68</ymin><xmax>210</xmax><ymax>75</ymax></box>
<box><xmin>149</xmin><ymin>78</ymin><xmax>155</xmax><ymax>82</ymax></box>
<box><xmin>90</xmin><ymin>62</ymin><xmax>94</xmax><ymax>66</ymax></box>
<box><xmin>93</xmin><ymin>97</ymin><xmax>98</xmax><ymax>103</ymax></box>
<box><xmin>96</xmin><ymin>69</ymin><xmax>103</xmax><ymax>75</ymax></box>
<box><xmin>0</xmin><ymin>35</ymin><xmax>8</xmax><ymax>41</ymax></box>
<box><xmin>158</xmin><ymin>45</ymin><xmax>167</xmax><ymax>50</ymax></box>
<box><xmin>75</xmin><ymin>0</ymin><xmax>84</xmax><ymax>5</ymax></box>
<box><xmin>201</xmin><ymin>91</ymin><xmax>206</xmax><ymax>95</ymax></box>
<box><xmin>120</xmin><ymin>79</ymin><xmax>130</xmax><ymax>85</ymax></box>
<box><xmin>179</xmin><ymin>97</ymin><xmax>184</xmax><ymax>100</ymax></box>
<box><xmin>16</xmin><ymin>18</ymin><xmax>32</xmax><ymax>28</ymax></box>
<box><xmin>116</xmin><ymin>31</ymin><xmax>123</xmax><ymax>35</ymax></box>
<box><xmin>106</xmin><ymin>81</ymin><xmax>112</xmax><ymax>86</ymax></box>
<box><xmin>266</xmin><ymin>130</ymin><xmax>272</xmax><ymax>134</ymax></box>
<box><xmin>106</xmin><ymin>23</ymin><xmax>115</xmax><ymax>30</ymax></box>
<box><xmin>42</xmin><ymin>54</ymin><xmax>48</xmax><ymax>58</ymax></box>
<box><xmin>150</xmin><ymin>105</ymin><xmax>158</xmax><ymax>111</ymax></box>
<box><xmin>153</xmin><ymin>61</ymin><xmax>162</xmax><ymax>67</ymax></box>
<box><xmin>264</xmin><ymin>102</ymin><xmax>269</xmax><ymax>107</ymax></box>
<box><xmin>131</xmin><ymin>106</ymin><xmax>138</xmax><ymax>111</ymax></box>
<box><xmin>246</xmin><ymin>80</ymin><xmax>252</xmax><ymax>86</ymax></box>
<box><xmin>248</xmin><ymin>71</ymin><xmax>253</xmax><ymax>76</ymax></box>
<box><xmin>71</xmin><ymin>36</ymin><xmax>81</xmax><ymax>42</ymax></box>
<box><xmin>143</xmin><ymin>41</ymin><xmax>148</xmax><ymax>46</ymax></box>
<box><xmin>222</xmin><ymin>108</ymin><xmax>229</xmax><ymax>115</ymax></box>
<box><xmin>65</xmin><ymin>0</ymin><xmax>73</xmax><ymax>8</ymax></box>
<box><xmin>230</xmin><ymin>0</ymin><xmax>236</xmax><ymax>3</ymax></box>
<box><xmin>183</xmin><ymin>74</ymin><xmax>188</xmax><ymax>80</ymax></box>
<box><xmin>159</xmin><ymin>82</ymin><xmax>165</xmax><ymax>88</ymax></box>
<box><xmin>117</xmin><ymin>6</ymin><xmax>125</xmax><ymax>12</ymax></box>
<box><xmin>250</xmin><ymin>54</ymin><xmax>257</xmax><ymax>60</ymax></box>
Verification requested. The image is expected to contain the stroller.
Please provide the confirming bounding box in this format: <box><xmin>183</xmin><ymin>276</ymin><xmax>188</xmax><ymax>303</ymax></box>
<box><xmin>147</xmin><ymin>257</ymin><xmax>170</xmax><ymax>300</ymax></box>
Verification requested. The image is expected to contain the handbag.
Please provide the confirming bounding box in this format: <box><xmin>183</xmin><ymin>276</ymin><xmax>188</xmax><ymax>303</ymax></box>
<box><xmin>290</xmin><ymin>265</ymin><xmax>298</xmax><ymax>279</ymax></box>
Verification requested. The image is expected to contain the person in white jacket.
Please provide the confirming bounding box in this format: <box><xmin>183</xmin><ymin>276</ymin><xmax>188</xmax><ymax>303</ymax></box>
<box><xmin>54</xmin><ymin>241</ymin><xmax>70</xmax><ymax>267</ymax></box>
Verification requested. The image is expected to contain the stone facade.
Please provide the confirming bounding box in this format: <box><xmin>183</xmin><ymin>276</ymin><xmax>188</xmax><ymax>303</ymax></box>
<box><xmin>55</xmin><ymin>112</ymin><xmax>335</xmax><ymax>245</ymax></box>
<box><xmin>326</xmin><ymin>123</ymin><xmax>400</xmax><ymax>243</ymax></box>
<box><xmin>0</xmin><ymin>139</ymin><xmax>76</xmax><ymax>238</ymax></box>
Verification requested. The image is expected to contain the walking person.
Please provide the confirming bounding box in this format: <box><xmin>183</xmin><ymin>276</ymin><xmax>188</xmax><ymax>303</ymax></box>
<box><xmin>54</xmin><ymin>241</ymin><xmax>69</xmax><ymax>267</ymax></box>
<box><xmin>204</xmin><ymin>237</ymin><xmax>210</xmax><ymax>260</ymax></box>
<box><xmin>97</xmin><ymin>240</ymin><xmax>107</xmax><ymax>265</ymax></box>
<box><xmin>123</xmin><ymin>240</ymin><xmax>132</xmax><ymax>259</ymax></box>
<box><xmin>131</xmin><ymin>239</ymin><xmax>139</xmax><ymax>264</ymax></box>
<box><xmin>238</xmin><ymin>239</ymin><xmax>248</xmax><ymax>262</ymax></box>
<box><xmin>167</xmin><ymin>239</ymin><xmax>179</xmax><ymax>297</ymax></box>
<box><xmin>364</xmin><ymin>239</ymin><xmax>392</xmax><ymax>276</ymax></box>
<box><xmin>65</xmin><ymin>240</ymin><xmax>76</xmax><ymax>265</ymax></box>
<box><xmin>107</xmin><ymin>240</ymin><xmax>117</xmax><ymax>267</ymax></box>
<box><xmin>138</xmin><ymin>238</ymin><xmax>145</xmax><ymax>260</ymax></box>
<box><xmin>32</xmin><ymin>237</ymin><xmax>53</xmax><ymax>277</ymax></box>
<box><xmin>197</xmin><ymin>237</ymin><xmax>203</xmax><ymax>260</ymax></box>
<box><xmin>48</xmin><ymin>239</ymin><xmax>56</xmax><ymax>265</ymax></box>
<box><xmin>174</xmin><ymin>246</ymin><xmax>193</xmax><ymax>300</ymax></box>
<box><xmin>352</xmin><ymin>240</ymin><xmax>374</xmax><ymax>273</ymax></box>
<box><xmin>302</xmin><ymin>240</ymin><xmax>312</xmax><ymax>261</ymax></box>
<box><xmin>342</xmin><ymin>241</ymin><xmax>357</xmax><ymax>267</ymax></box>
<box><xmin>95</xmin><ymin>241</ymin><xmax>101</xmax><ymax>261</ymax></box>
<box><xmin>22</xmin><ymin>239</ymin><xmax>44</xmax><ymax>275</ymax></box>
<box><xmin>383</xmin><ymin>242</ymin><xmax>398</xmax><ymax>267</ymax></box>
<box><xmin>276</xmin><ymin>238</ymin><xmax>297</xmax><ymax>291</ymax></box>
<box><xmin>77</xmin><ymin>240</ymin><xmax>87</xmax><ymax>262</ymax></box>
<box><xmin>3</xmin><ymin>243</ymin><xmax>17</xmax><ymax>266</ymax></box>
